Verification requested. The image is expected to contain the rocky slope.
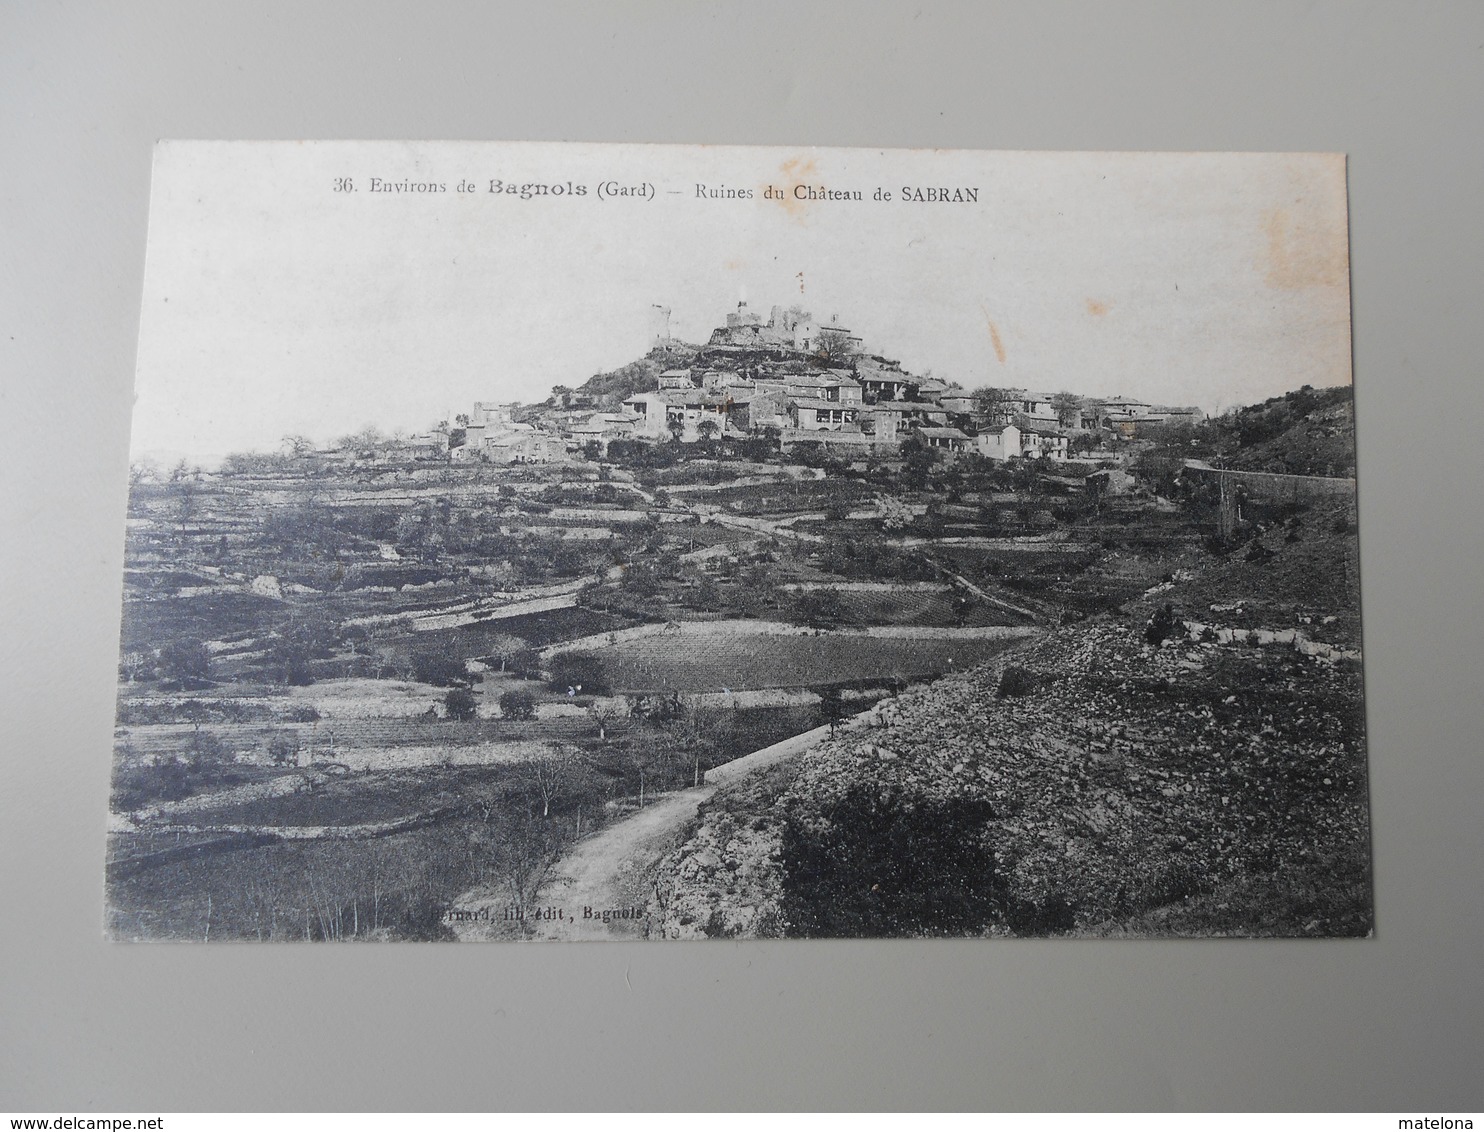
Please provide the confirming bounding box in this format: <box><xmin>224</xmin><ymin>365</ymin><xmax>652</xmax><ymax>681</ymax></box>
<box><xmin>649</xmin><ymin>514</ymin><xmax>1370</xmax><ymax>939</ymax></box>
<box><xmin>569</xmin><ymin>342</ymin><xmax>700</xmax><ymax>409</ymax></box>
<box><xmin>1220</xmin><ymin>385</ymin><xmax>1356</xmax><ymax>478</ymax></box>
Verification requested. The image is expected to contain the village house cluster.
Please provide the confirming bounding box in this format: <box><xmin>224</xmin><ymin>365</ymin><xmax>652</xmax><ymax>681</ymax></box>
<box><xmin>398</xmin><ymin>301</ymin><xmax>1203</xmax><ymax>466</ymax></box>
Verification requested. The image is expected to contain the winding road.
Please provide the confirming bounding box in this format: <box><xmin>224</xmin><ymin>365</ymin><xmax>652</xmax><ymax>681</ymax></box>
<box><xmin>448</xmin><ymin>716</ymin><xmax>856</xmax><ymax>941</ymax></box>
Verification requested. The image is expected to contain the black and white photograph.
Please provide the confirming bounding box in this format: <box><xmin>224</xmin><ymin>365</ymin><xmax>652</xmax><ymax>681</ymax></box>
<box><xmin>106</xmin><ymin>140</ymin><xmax>1368</xmax><ymax>942</ymax></box>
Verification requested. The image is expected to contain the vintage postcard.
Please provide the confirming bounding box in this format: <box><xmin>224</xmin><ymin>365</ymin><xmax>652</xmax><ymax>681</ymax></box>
<box><xmin>108</xmin><ymin>141</ymin><xmax>1367</xmax><ymax>941</ymax></box>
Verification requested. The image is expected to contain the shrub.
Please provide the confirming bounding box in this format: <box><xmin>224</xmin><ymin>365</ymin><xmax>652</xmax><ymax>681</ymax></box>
<box><xmin>995</xmin><ymin>665</ymin><xmax>1040</xmax><ymax>698</ymax></box>
<box><xmin>111</xmin><ymin>762</ymin><xmax>193</xmax><ymax>810</ymax></box>
<box><xmin>267</xmin><ymin>732</ymin><xmax>300</xmax><ymax>766</ymax></box>
<box><xmin>499</xmin><ymin>689</ymin><xmax>537</xmax><ymax>721</ymax></box>
<box><xmin>444</xmin><ymin>687</ymin><xmax>478</xmax><ymax>721</ymax></box>
<box><xmin>621</xmin><ymin>562</ymin><xmax>660</xmax><ymax>597</ymax></box>
<box><xmin>412</xmin><ymin>651</ymin><xmax>469</xmax><ymax>687</ymax></box>
<box><xmin>183</xmin><ymin>728</ymin><xmax>231</xmax><ymax>769</ymax></box>
<box><xmin>1144</xmin><ymin>603</ymin><xmax>1182</xmax><ymax>646</ymax></box>
<box><xmin>157</xmin><ymin>637</ymin><xmax>211</xmax><ymax>688</ymax></box>
<box><xmin>547</xmin><ymin>652</ymin><xmax>609</xmax><ymax>695</ymax></box>
<box><xmin>267</xmin><ymin>613</ymin><xmax>339</xmax><ymax>686</ymax></box>
<box><xmin>507</xmin><ymin>647</ymin><xmax>543</xmax><ymax>681</ymax></box>
<box><xmin>686</xmin><ymin>573</ymin><xmax>722</xmax><ymax>611</ymax></box>
<box><xmin>550</xmin><ymin>547</ymin><xmax>584</xmax><ymax>577</ymax></box>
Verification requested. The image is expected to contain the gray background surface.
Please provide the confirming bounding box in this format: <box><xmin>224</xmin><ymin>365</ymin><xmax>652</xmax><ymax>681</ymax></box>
<box><xmin>2</xmin><ymin>0</ymin><xmax>1481</xmax><ymax>1112</ymax></box>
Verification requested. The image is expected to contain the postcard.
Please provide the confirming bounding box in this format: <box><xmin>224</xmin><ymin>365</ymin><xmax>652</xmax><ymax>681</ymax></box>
<box><xmin>108</xmin><ymin>141</ymin><xmax>1366</xmax><ymax>940</ymax></box>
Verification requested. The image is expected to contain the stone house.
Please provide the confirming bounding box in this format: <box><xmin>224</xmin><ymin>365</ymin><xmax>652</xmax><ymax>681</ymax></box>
<box><xmin>790</xmin><ymin>398</ymin><xmax>861</xmax><ymax>431</ymax></box>
<box><xmin>856</xmin><ymin>362</ymin><xmax>918</xmax><ymax>403</ymax></box>
<box><xmin>1099</xmin><ymin>396</ymin><xmax>1158</xmax><ymax>437</ymax></box>
<box><xmin>567</xmin><ymin>411</ymin><xmax>641</xmax><ymax>454</ymax></box>
<box><xmin>917</xmin><ymin>378</ymin><xmax>951</xmax><ymax>403</ymax></box>
<box><xmin>483</xmin><ymin>425</ymin><xmax>561</xmax><ymax>464</ymax></box>
<box><xmin>1020</xmin><ymin>428</ymin><xmax>1070</xmax><ymax>461</ymax></box>
<box><xmin>402</xmin><ymin>433</ymin><xmax>447</xmax><ymax>460</ymax></box>
<box><xmin>451</xmin><ymin>423</ymin><xmax>486</xmax><ymax>459</ymax></box>
<box><xmin>472</xmin><ymin>401</ymin><xmax>520</xmax><ymax>428</ymax></box>
<box><xmin>1086</xmin><ymin>468</ymin><xmax>1135</xmax><ymax>497</ymax></box>
<box><xmin>976</xmin><ymin>423</ymin><xmax>1022</xmax><ymax>461</ymax></box>
<box><xmin>917</xmin><ymin>426</ymin><xmax>971</xmax><ymax>452</ymax></box>
<box><xmin>863</xmin><ymin>402</ymin><xmax>946</xmax><ymax>443</ymax></box>
<box><xmin>622</xmin><ymin>390</ymin><xmax>730</xmax><ymax>441</ymax></box>
<box><xmin>657</xmin><ymin>368</ymin><xmax>696</xmax><ymax>390</ymax></box>
<box><xmin>1012</xmin><ymin>390</ymin><xmax>1061</xmax><ymax>432</ymax></box>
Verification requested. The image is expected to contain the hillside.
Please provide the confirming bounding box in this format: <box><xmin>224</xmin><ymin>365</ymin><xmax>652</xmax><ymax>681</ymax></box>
<box><xmin>647</xmin><ymin>498</ymin><xmax>1369</xmax><ymax>939</ymax></box>
<box><xmin>1136</xmin><ymin>385</ymin><xmax>1355</xmax><ymax>481</ymax></box>
<box><xmin>1219</xmin><ymin>385</ymin><xmax>1356</xmax><ymax>477</ymax></box>
<box><xmin>570</xmin><ymin>342</ymin><xmax>701</xmax><ymax>408</ymax></box>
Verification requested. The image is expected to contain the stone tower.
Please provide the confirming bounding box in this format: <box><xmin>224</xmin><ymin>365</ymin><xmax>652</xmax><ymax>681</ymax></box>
<box><xmin>650</xmin><ymin>304</ymin><xmax>672</xmax><ymax>344</ymax></box>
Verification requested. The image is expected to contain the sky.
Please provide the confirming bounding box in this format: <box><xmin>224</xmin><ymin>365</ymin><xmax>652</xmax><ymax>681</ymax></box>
<box><xmin>130</xmin><ymin>141</ymin><xmax>1351</xmax><ymax>465</ymax></box>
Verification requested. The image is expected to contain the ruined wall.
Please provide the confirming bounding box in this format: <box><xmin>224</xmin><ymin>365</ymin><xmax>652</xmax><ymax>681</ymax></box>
<box><xmin>1182</xmin><ymin>462</ymin><xmax>1357</xmax><ymax>503</ymax></box>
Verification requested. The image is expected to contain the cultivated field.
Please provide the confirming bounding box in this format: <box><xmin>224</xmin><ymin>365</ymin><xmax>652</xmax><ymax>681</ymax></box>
<box><xmin>574</xmin><ymin>626</ymin><xmax>1034</xmax><ymax>693</ymax></box>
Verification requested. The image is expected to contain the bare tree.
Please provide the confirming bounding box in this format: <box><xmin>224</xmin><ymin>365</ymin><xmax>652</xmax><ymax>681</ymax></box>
<box><xmin>495</xmin><ymin>814</ymin><xmax>566</xmax><ymax>909</ymax></box>
<box><xmin>280</xmin><ymin>434</ymin><xmax>316</xmax><ymax>459</ymax></box>
<box><xmin>165</xmin><ymin>460</ymin><xmax>203</xmax><ymax>544</ymax></box>
<box><xmin>813</xmin><ymin>329</ymin><xmax>858</xmax><ymax>366</ymax></box>
<box><xmin>588</xmin><ymin>699</ymin><xmax>623</xmax><ymax>742</ymax></box>
<box><xmin>119</xmin><ymin>650</ymin><xmax>150</xmax><ymax>683</ymax></box>
<box><xmin>338</xmin><ymin>425</ymin><xmax>391</xmax><ymax>459</ymax></box>
<box><xmin>630</xmin><ymin>708</ymin><xmax>718</xmax><ymax>794</ymax></box>
<box><xmin>972</xmin><ymin>387</ymin><xmax>1018</xmax><ymax>426</ymax></box>
<box><xmin>514</xmin><ymin>747</ymin><xmax>597</xmax><ymax>819</ymax></box>
<box><xmin>128</xmin><ymin>459</ymin><xmax>159</xmax><ymax>487</ymax></box>
<box><xmin>1051</xmin><ymin>391</ymin><xmax>1083</xmax><ymax>430</ymax></box>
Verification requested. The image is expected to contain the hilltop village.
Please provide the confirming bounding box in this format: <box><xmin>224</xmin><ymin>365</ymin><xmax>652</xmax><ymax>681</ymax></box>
<box><xmin>374</xmin><ymin>301</ymin><xmax>1206</xmax><ymax>470</ymax></box>
<box><xmin>111</xmin><ymin>298</ymin><xmax>1365</xmax><ymax>943</ymax></box>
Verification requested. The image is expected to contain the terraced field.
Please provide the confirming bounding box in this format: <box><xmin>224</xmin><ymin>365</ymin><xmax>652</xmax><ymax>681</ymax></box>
<box><xmin>827</xmin><ymin>588</ymin><xmax>1016</xmax><ymax>628</ymax></box>
<box><xmin>578</xmin><ymin>626</ymin><xmax>1035</xmax><ymax>693</ymax></box>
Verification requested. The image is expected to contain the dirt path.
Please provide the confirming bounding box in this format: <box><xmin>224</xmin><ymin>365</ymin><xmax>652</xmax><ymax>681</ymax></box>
<box><xmin>918</xmin><ymin>552</ymin><xmax>1046</xmax><ymax>623</ymax></box>
<box><xmin>449</xmin><ymin>717</ymin><xmax>849</xmax><ymax>942</ymax></box>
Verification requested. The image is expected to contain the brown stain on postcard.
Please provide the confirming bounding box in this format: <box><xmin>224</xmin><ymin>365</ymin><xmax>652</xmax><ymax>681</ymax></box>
<box><xmin>1086</xmin><ymin>298</ymin><xmax>1111</xmax><ymax>317</ymax></box>
<box><xmin>981</xmin><ymin>306</ymin><xmax>1007</xmax><ymax>364</ymax></box>
<box><xmin>769</xmin><ymin>156</ymin><xmax>819</xmax><ymax>221</ymax></box>
<box><xmin>1263</xmin><ymin>203</ymin><xmax>1348</xmax><ymax>291</ymax></box>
